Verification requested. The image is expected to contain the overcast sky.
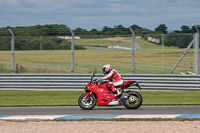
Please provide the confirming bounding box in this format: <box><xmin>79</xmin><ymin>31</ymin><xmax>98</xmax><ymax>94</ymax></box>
<box><xmin>0</xmin><ymin>0</ymin><xmax>199</xmax><ymax>31</ymax></box>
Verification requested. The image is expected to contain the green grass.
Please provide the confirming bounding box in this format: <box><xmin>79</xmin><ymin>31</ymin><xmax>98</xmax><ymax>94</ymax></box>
<box><xmin>0</xmin><ymin>38</ymin><xmax>197</xmax><ymax>74</ymax></box>
<box><xmin>142</xmin><ymin>91</ymin><xmax>200</xmax><ymax>105</ymax></box>
<box><xmin>0</xmin><ymin>49</ymin><xmax>195</xmax><ymax>74</ymax></box>
<box><xmin>0</xmin><ymin>91</ymin><xmax>200</xmax><ymax>107</ymax></box>
<box><xmin>75</xmin><ymin>37</ymin><xmax>172</xmax><ymax>49</ymax></box>
<box><xmin>0</xmin><ymin>91</ymin><xmax>83</xmax><ymax>106</ymax></box>
<box><xmin>75</xmin><ymin>38</ymin><xmax>131</xmax><ymax>47</ymax></box>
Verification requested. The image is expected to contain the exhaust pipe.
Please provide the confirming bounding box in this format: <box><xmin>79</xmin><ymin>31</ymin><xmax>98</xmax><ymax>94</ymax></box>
<box><xmin>108</xmin><ymin>100</ymin><xmax>120</xmax><ymax>106</ymax></box>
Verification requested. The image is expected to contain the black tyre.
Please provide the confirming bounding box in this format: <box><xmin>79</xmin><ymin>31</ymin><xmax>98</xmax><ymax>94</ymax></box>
<box><xmin>123</xmin><ymin>91</ymin><xmax>143</xmax><ymax>109</ymax></box>
<box><xmin>78</xmin><ymin>93</ymin><xmax>97</xmax><ymax>110</ymax></box>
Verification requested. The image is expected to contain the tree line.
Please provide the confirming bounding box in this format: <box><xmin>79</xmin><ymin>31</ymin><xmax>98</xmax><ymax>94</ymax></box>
<box><xmin>0</xmin><ymin>25</ymin><xmax>85</xmax><ymax>50</ymax></box>
<box><xmin>0</xmin><ymin>24</ymin><xmax>199</xmax><ymax>50</ymax></box>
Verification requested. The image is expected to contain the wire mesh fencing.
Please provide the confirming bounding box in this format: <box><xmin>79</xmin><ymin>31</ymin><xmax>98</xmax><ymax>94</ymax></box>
<box><xmin>0</xmin><ymin>30</ymin><xmax>198</xmax><ymax>74</ymax></box>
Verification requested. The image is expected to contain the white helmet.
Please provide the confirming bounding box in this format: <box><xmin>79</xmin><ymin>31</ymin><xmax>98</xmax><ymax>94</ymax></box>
<box><xmin>102</xmin><ymin>64</ymin><xmax>112</xmax><ymax>74</ymax></box>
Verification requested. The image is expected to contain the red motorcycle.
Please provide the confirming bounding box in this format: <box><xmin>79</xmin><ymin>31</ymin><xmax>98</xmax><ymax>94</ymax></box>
<box><xmin>78</xmin><ymin>74</ymin><xmax>143</xmax><ymax>110</ymax></box>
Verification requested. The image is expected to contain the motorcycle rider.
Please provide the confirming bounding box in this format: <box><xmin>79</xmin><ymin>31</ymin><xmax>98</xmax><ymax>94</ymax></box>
<box><xmin>100</xmin><ymin>64</ymin><xmax>124</xmax><ymax>97</ymax></box>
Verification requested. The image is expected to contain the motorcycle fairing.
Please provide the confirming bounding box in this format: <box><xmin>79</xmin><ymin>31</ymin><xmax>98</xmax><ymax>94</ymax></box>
<box><xmin>85</xmin><ymin>84</ymin><xmax>116</xmax><ymax>106</ymax></box>
<box><xmin>121</xmin><ymin>81</ymin><xmax>135</xmax><ymax>89</ymax></box>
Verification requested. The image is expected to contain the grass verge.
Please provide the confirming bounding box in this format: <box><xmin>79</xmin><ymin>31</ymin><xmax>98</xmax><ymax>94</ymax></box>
<box><xmin>0</xmin><ymin>91</ymin><xmax>200</xmax><ymax>107</ymax></box>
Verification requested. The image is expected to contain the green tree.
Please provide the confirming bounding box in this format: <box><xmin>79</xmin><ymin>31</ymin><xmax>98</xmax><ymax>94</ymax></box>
<box><xmin>74</xmin><ymin>27</ymin><xmax>88</xmax><ymax>36</ymax></box>
<box><xmin>90</xmin><ymin>29</ymin><xmax>99</xmax><ymax>35</ymax></box>
<box><xmin>130</xmin><ymin>24</ymin><xmax>142</xmax><ymax>30</ymax></box>
<box><xmin>181</xmin><ymin>25</ymin><xmax>192</xmax><ymax>33</ymax></box>
<box><xmin>155</xmin><ymin>24</ymin><xmax>168</xmax><ymax>34</ymax></box>
<box><xmin>102</xmin><ymin>26</ymin><xmax>112</xmax><ymax>35</ymax></box>
<box><xmin>165</xmin><ymin>33</ymin><xmax>193</xmax><ymax>48</ymax></box>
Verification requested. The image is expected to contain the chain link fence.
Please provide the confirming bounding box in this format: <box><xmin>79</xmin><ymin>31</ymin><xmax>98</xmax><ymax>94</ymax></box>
<box><xmin>0</xmin><ymin>31</ymin><xmax>199</xmax><ymax>74</ymax></box>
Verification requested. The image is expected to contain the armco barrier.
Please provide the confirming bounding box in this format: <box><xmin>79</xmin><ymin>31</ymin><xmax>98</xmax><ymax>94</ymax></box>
<box><xmin>0</xmin><ymin>74</ymin><xmax>200</xmax><ymax>91</ymax></box>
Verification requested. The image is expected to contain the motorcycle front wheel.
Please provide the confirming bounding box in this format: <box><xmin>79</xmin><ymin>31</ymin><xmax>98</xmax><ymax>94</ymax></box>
<box><xmin>123</xmin><ymin>91</ymin><xmax>143</xmax><ymax>109</ymax></box>
<box><xmin>78</xmin><ymin>93</ymin><xmax>97</xmax><ymax>110</ymax></box>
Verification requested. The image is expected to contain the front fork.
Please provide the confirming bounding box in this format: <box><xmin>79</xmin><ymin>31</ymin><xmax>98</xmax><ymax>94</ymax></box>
<box><xmin>85</xmin><ymin>91</ymin><xmax>92</xmax><ymax>100</ymax></box>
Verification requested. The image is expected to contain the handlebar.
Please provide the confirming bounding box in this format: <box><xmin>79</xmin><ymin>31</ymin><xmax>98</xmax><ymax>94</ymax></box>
<box><xmin>91</xmin><ymin>73</ymin><xmax>95</xmax><ymax>81</ymax></box>
<box><xmin>90</xmin><ymin>78</ymin><xmax>103</xmax><ymax>85</ymax></box>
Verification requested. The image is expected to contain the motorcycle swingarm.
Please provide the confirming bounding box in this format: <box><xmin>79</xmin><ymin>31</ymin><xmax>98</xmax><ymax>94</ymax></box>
<box><xmin>120</xmin><ymin>92</ymin><xmax>129</xmax><ymax>100</ymax></box>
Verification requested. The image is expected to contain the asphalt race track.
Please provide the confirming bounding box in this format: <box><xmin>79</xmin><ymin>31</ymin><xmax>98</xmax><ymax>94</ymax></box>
<box><xmin>0</xmin><ymin>106</ymin><xmax>200</xmax><ymax>115</ymax></box>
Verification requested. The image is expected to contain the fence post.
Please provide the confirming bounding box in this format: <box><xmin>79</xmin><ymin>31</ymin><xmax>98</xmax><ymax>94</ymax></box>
<box><xmin>129</xmin><ymin>27</ymin><xmax>135</xmax><ymax>74</ymax></box>
<box><xmin>16</xmin><ymin>64</ymin><xmax>19</xmax><ymax>73</ymax></box>
<box><xmin>192</xmin><ymin>24</ymin><xmax>199</xmax><ymax>75</ymax></box>
<box><xmin>8</xmin><ymin>29</ymin><xmax>15</xmax><ymax>74</ymax></box>
<box><xmin>161</xmin><ymin>34</ymin><xmax>165</xmax><ymax>72</ymax></box>
<box><xmin>190</xmin><ymin>63</ymin><xmax>193</xmax><ymax>73</ymax></box>
<box><xmin>69</xmin><ymin>28</ymin><xmax>74</xmax><ymax>73</ymax></box>
<box><xmin>59</xmin><ymin>63</ymin><xmax>62</xmax><ymax>73</ymax></box>
<box><xmin>40</xmin><ymin>36</ymin><xmax>43</xmax><ymax>73</ymax></box>
<box><xmin>145</xmin><ymin>63</ymin><xmax>148</xmax><ymax>74</ymax></box>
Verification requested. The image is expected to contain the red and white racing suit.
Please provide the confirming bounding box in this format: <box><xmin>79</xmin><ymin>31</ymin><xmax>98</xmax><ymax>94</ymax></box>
<box><xmin>102</xmin><ymin>69</ymin><xmax>124</xmax><ymax>93</ymax></box>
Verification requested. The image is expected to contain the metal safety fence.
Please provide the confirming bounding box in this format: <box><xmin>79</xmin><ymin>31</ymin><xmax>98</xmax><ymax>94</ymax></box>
<box><xmin>0</xmin><ymin>74</ymin><xmax>200</xmax><ymax>91</ymax></box>
<box><xmin>0</xmin><ymin>29</ymin><xmax>199</xmax><ymax>75</ymax></box>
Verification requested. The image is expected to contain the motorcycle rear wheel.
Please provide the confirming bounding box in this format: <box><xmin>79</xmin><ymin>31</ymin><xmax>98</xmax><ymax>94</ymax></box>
<box><xmin>123</xmin><ymin>91</ymin><xmax>143</xmax><ymax>109</ymax></box>
<box><xmin>78</xmin><ymin>93</ymin><xmax>97</xmax><ymax>110</ymax></box>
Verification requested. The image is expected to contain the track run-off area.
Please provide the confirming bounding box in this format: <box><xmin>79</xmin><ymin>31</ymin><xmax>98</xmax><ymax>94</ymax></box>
<box><xmin>0</xmin><ymin>106</ymin><xmax>200</xmax><ymax>120</ymax></box>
